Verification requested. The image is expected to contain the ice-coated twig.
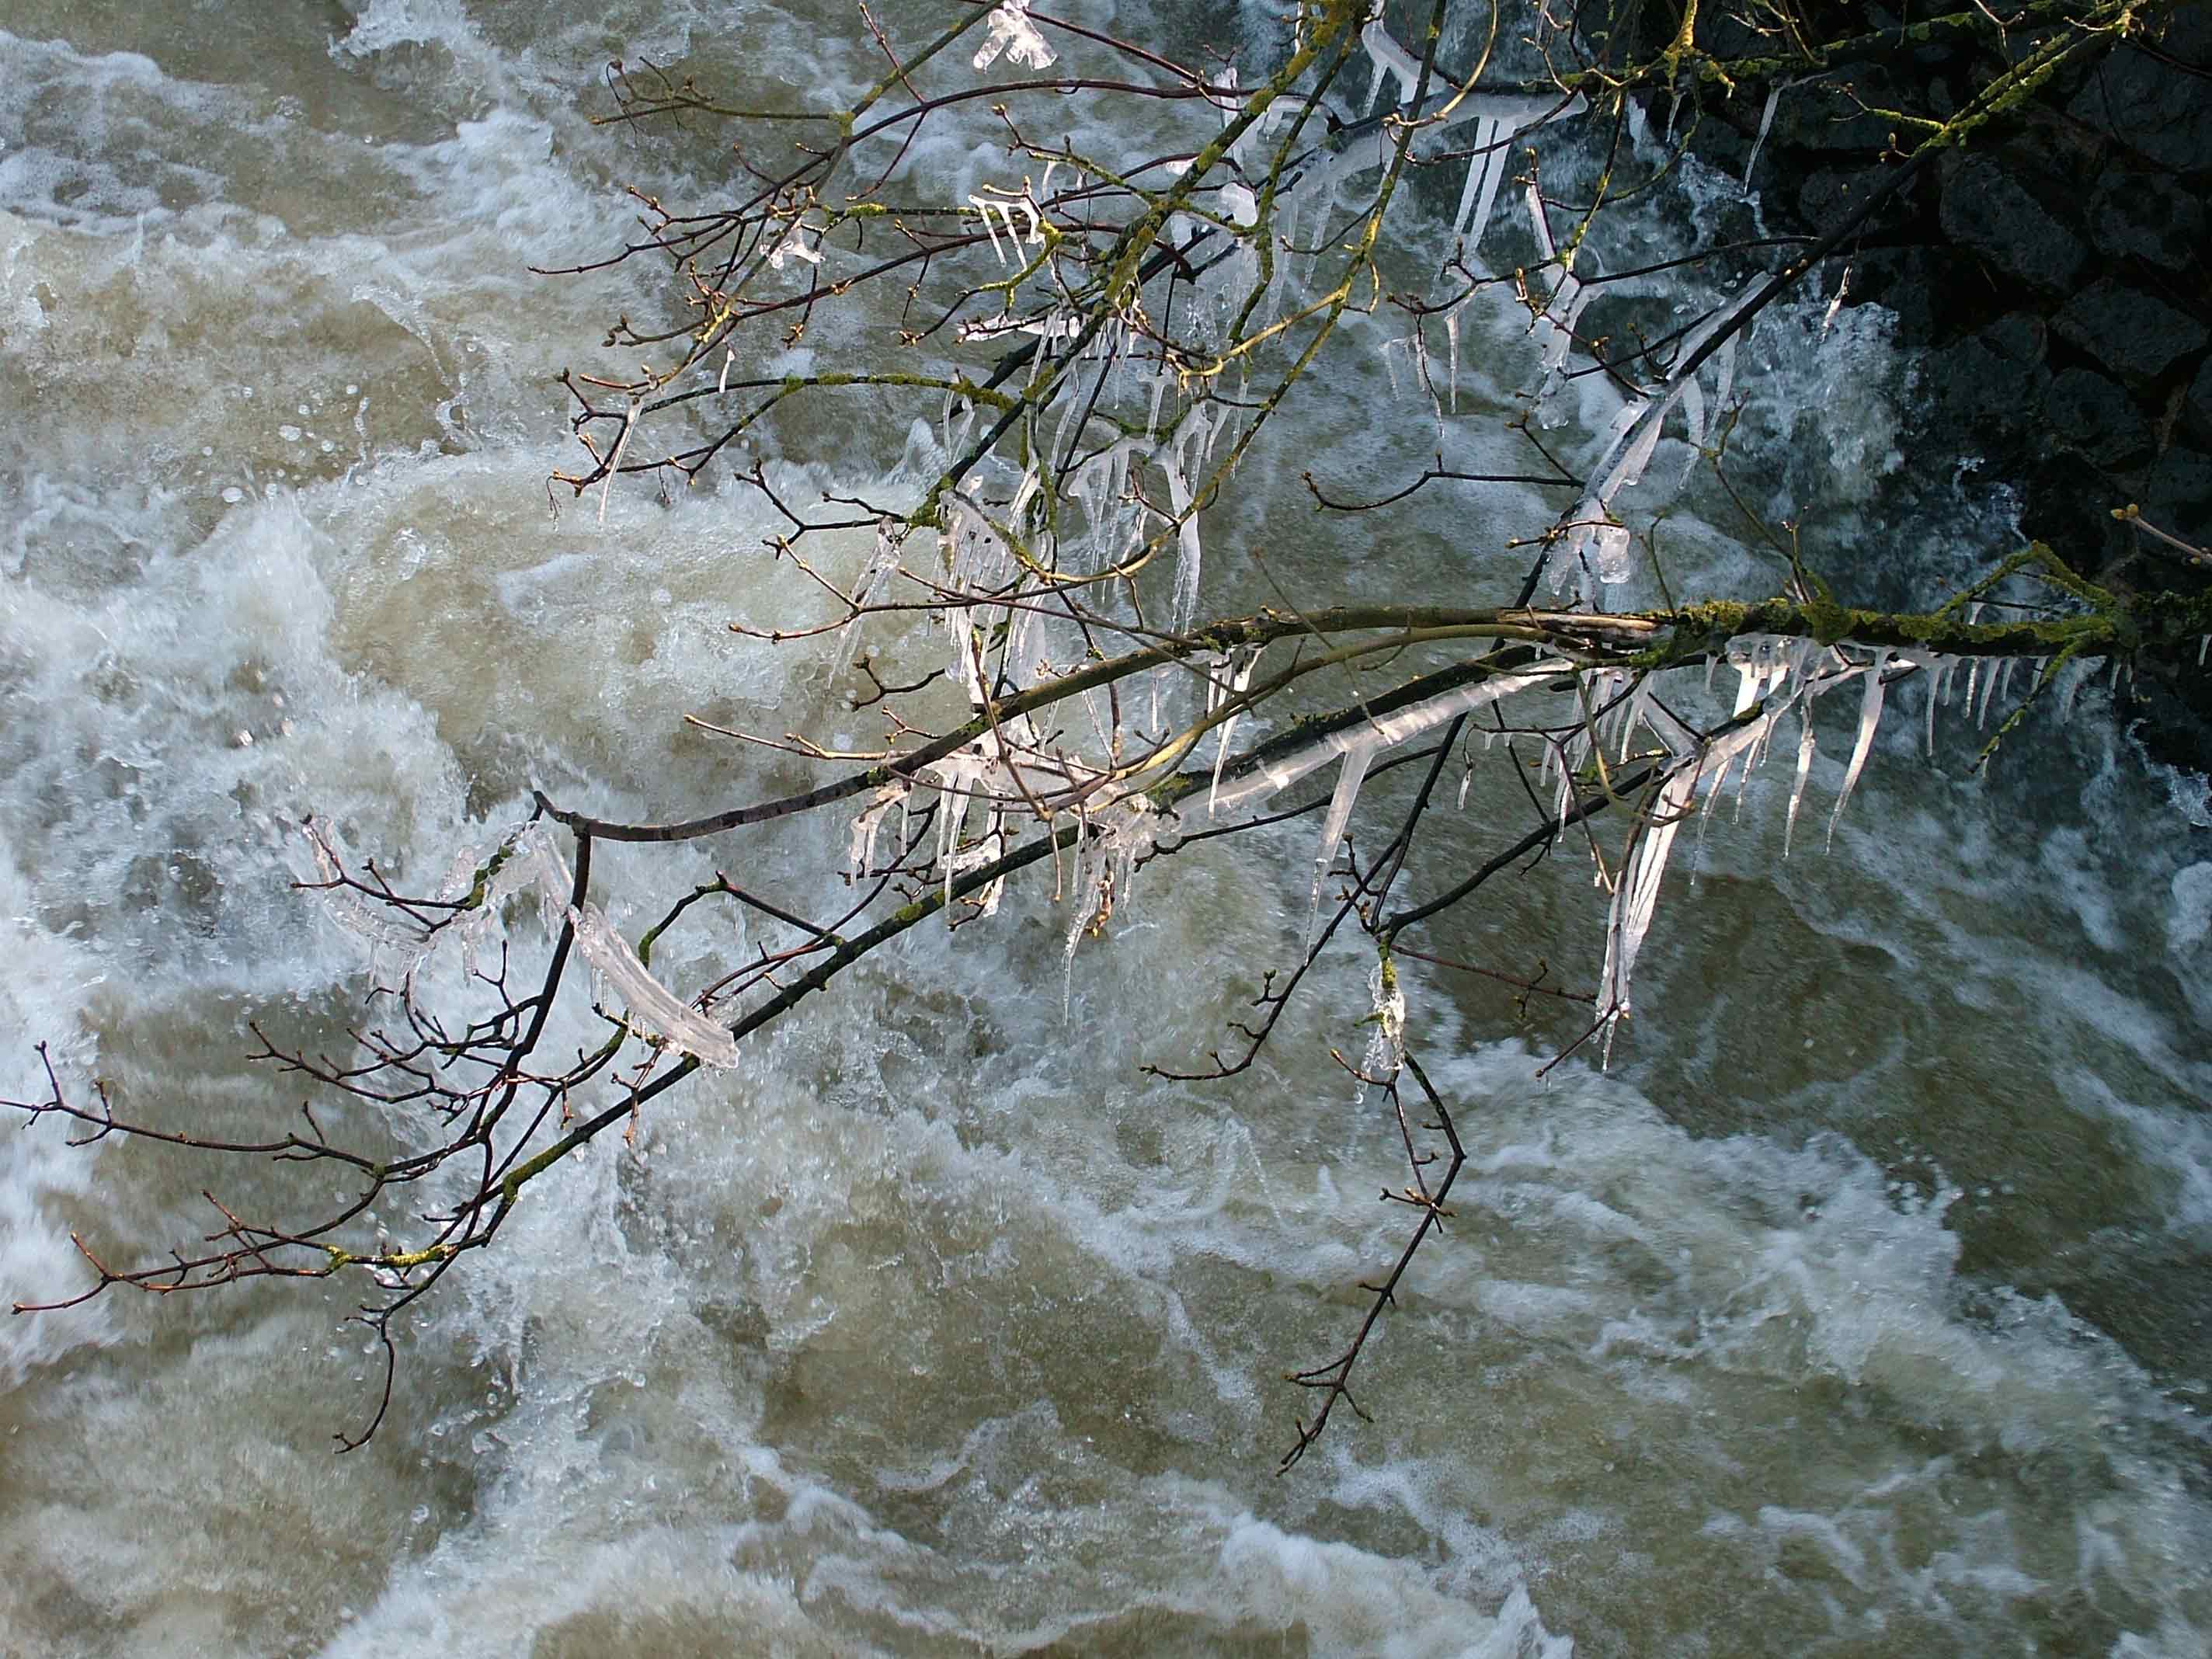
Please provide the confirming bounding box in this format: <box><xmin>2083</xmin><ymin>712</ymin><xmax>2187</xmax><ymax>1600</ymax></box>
<box><xmin>1362</xmin><ymin>956</ymin><xmax>1407</xmax><ymax>1087</ymax></box>
<box><xmin>1205</xmin><ymin>666</ymin><xmax>1573</xmax><ymax>823</ymax></box>
<box><xmin>568</xmin><ymin>903</ymin><xmax>741</xmax><ymax>1069</ymax></box>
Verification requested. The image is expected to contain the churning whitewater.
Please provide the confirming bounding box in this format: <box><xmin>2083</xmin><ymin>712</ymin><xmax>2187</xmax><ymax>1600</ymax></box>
<box><xmin>2</xmin><ymin>3</ymin><xmax>2208</xmax><ymax>1654</ymax></box>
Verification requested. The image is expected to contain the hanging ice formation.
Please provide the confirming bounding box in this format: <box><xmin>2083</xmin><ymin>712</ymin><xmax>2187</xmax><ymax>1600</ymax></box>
<box><xmin>1362</xmin><ymin>18</ymin><xmax>1424</xmax><ymax>111</ymax></box>
<box><xmin>1353</xmin><ymin>19</ymin><xmax>1583</xmax><ymax>259</ymax></box>
<box><xmin>1540</xmin><ymin>276</ymin><xmax>1758</xmax><ymax>600</ymax></box>
<box><xmin>971</xmin><ymin>0</ymin><xmax>1055</xmax><ymax>72</ymax></box>
<box><xmin>1205</xmin><ymin>643</ymin><xmax>1268</xmax><ymax>814</ymax></box>
<box><xmin>1450</xmin><ymin>93</ymin><xmax>1580</xmax><ymax>256</ymax></box>
<box><xmin>309</xmin><ymin>820</ymin><xmax>742</xmax><ymax>1070</ymax></box>
<box><xmin>1581</xmin><ymin>632</ymin><xmax>2042</xmax><ymax>1059</ymax></box>
<box><xmin>569</xmin><ymin>903</ymin><xmax>743</xmax><ymax>1070</ymax></box>
<box><xmin>1362</xmin><ymin>956</ymin><xmax>1407</xmax><ymax>1087</ymax></box>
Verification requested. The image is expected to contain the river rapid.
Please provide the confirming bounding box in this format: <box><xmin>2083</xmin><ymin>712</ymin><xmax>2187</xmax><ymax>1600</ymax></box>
<box><xmin>2</xmin><ymin>3</ymin><xmax>2209</xmax><ymax>1654</ymax></box>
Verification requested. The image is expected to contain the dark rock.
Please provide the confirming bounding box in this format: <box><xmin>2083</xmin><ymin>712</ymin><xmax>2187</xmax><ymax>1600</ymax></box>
<box><xmin>1797</xmin><ymin>166</ymin><xmax>1890</xmax><ymax>237</ymax></box>
<box><xmin>2089</xmin><ymin>167</ymin><xmax>2209</xmax><ymax>273</ymax></box>
<box><xmin>1936</xmin><ymin>153</ymin><xmax>2089</xmax><ymax>294</ymax></box>
<box><xmin>1850</xmin><ymin>245</ymin><xmax>1970</xmax><ymax>341</ymax></box>
<box><xmin>2051</xmin><ymin>279</ymin><xmax>2210</xmax><ymax>388</ymax></box>
<box><xmin>1768</xmin><ymin>82</ymin><xmax>1895</xmax><ymax>158</ymax></box>
<box><xmin>1922</xmin><ymin>314</ymin><xmax>2050</xmax><ymax>456</ymax></box>
<box><xmin>2047</xmin><ymin>369</ymin><xmax>2155</xmax><ymax>468</ymax></box>
<box><xmin>2145</xmin><ymin>446</ymin><xmax>2212</xmax><ymax>541</ymax></box>
<box><xmin>2186</xmin><ymin>356</ymin><xmax>2212</xmax><ymax>448</ymax></box>
<box><xmin>2066</xmin><ymin>11</ymin><xmax>2212</xmax><ymax>175</ymax></box>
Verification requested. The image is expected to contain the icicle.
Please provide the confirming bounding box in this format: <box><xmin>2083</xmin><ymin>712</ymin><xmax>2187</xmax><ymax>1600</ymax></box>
<box><xmin>847</xmin><ymin>783</ymin><xmax>909</xmax><ymax>877</ymax></box>
<box><xmin>1828</xmin><ymin>651</ymin><xmax>1890</xmax><ymax>850</ymax></box>
<box><xmin>1309</xmin><ymin>737</ymin><xmax>1381</xmax><ymax>941</ymax></box>
<box><xmin>1677</xmin><ymin>376</ymin><xmax>1707</xmax><ymax>482</ymax></box>
<box><xmin>1524</xmin><ymin>178</ymin><xmax>1557</xmax><ymax>264</ymax></box>
<box><xmin>1161</xmin><ymin>453</ymin><xmax>1205</xmax><ymax>631</ymax></box>
<box><xmin>1206</xmin><ymin>645</ymin><xmax>1265</xmax><ymax>816</ymax></box>
<box><xmin>1620</xmin><ymin>675</ymin><xmax>1657</xmax><ymax>763</ymax></box>
<box><xmin>1592</xmin><ymin>521</ymin><xmax>1634</xmax><ymax>586</ymax></box>
<box><xmin>1444</xmin><ymin>309</ymin><xmax>1462</xmax><ymax>412</ymax></box>
<box><xmin>569</xmin><ymin>903</ymin><xmax>740</xmax><ymax>1069</ymax></box>
<box><xmin>1596</xmin><ymin>763</ymin><xmax>1698</xmax><ymax>1061</ymax></box>
<box><xmin>1977</xmin><ymin>656</ymin><xmax>2002</xmax><ymax>728</ymax></box>
<box><xmin>1362</xmin><ymin>19</ymin><xmax>1422</xmax><ymax>110</ymax></box>
<box><xmin>1452</xmin><ymin>115</ymin><xmax>1510</xmax><ymax>252</ymax></box>
<box><xmin>1784</xmin><ymin>708</ymin><xmax>1817</xmax><ymax>856</ymax></box>
<box><xmin>1922</xmin><ymin>655</ymin><xmax>1942</xmax><ymax>758</ymax></box>
<box><xmin>1732</xmin><ymin>642</ymin><xmax>1764</xmax><ymax>717</ymax></box>
<box><xmin>1709</xmin><ymin>335</ymin><xmax>1739</xmax><ymax>412</ymax></box>
<box><xmin>1536</xmin><ymin>277</ymin><xmax>1595</xmax><ymax>375</ymax></box>
<box><xmin>1742</xmin><ymin>82</ymin><xmax>1784</xmax><ymax>185</ymax></box>
<box><xmin>2057</xmin><ymin>657</ymin><xmax>2089</xmax><ymax>722</ymax></box>
<box><xmin>972</xmin><ymin>0</ymin><xmax>1055</xmax><ymax>71</ymax></box>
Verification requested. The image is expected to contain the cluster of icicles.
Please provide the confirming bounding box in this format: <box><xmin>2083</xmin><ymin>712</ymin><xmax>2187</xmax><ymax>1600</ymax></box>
<box><xmin>308</xmin><ymin>629</ymin><xmax>2065</xmax><ymax>1075</ymax></box>
<box><xmin>306</xmin><ymin>23</ymin><xmax>2068</xmax><ymax>1073</ymax></box>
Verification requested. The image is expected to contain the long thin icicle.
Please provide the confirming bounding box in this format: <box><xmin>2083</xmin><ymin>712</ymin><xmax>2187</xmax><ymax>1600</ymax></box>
<box><xmin>1784</xmin><ymin>708</ymin><xmax>1817</xmax><ymax>855</ymax></box>
<box><xmin>1309</xmin><ymin>736</ymin><xmax>1381</xmax><ymax>939</ymax></box>
<box><xmin>1827</xmin><ymin>651</ymin><xmax>1890</xmax><ymax>850</ymax></box>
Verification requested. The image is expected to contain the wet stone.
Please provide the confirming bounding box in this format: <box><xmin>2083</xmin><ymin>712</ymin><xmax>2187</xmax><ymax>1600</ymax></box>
<box><xmin>2066</xmin><ymin>15</ymin><xmax>2212</xmax><ymax>175</ymax></box>
<box><xmin>2184</xmin><ymin>356</ymin><xmax>2212</xmax><ymax>449</ymax></box>
<box><xmin>1937</xmin><ymin>153</ymin><xmax>2088</xmax><ymax>295</ymax></box>
<box><xmin>1922</xmin><ymin>315</ymin><xmax>2050</xmax><ymax>451</ymax></box>
<box><xmin>2089</xmin><ymin>167</ymin><xmax>2209</xmax><ymax>274</ymax></box>
<box><xmin>2051</xmin><ymin>279</ymin><xmax>2210</xmax><ymax>389</ymax></box>
<box><xmin>2046</xmin><ymin>369</ymin><xmax>2153</xmax><ymax>470</ymax></box>
<box><xmin>2144</xmin><ymin>447</ymin><xmax>2212</xmax><ymax>544</ymax></box>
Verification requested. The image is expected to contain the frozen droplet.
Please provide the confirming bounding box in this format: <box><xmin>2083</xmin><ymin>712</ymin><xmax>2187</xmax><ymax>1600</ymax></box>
<box><xmin>221</xmin><ymin>486</ymin><xmax>244</xmax><ymax>503</ymax></box>
<box><xmin>278</xmin><ymin>423</ymin><xmax>302</xmax><ymax>442</ymax></box>
<box><xmin>346</xmin><ymin>383</ymin><xmax>360</xmax><ymax>395</ymax></box>
<box><xmin>319</xmin><ymin>439</ymin><xmax>336</xmax><ymax>453</ymax></box>
<box><xmin>296</xmin><ymin>403</ymin><xmax>309</xmax><ymax>416</ymax></box>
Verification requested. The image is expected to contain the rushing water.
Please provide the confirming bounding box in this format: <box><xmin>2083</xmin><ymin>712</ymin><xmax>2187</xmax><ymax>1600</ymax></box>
<box><xmin>2</xmin><ymin>4</ymin><xmax>2209</xmax><ymax>1654</ymax></box>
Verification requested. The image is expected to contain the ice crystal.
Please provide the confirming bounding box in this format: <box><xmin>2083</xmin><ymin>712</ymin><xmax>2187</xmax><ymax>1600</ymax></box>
<box><xmin>972</xmin><ymin>1</ymin><xmax>1055</xmax><ymax>71</ymax></box>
